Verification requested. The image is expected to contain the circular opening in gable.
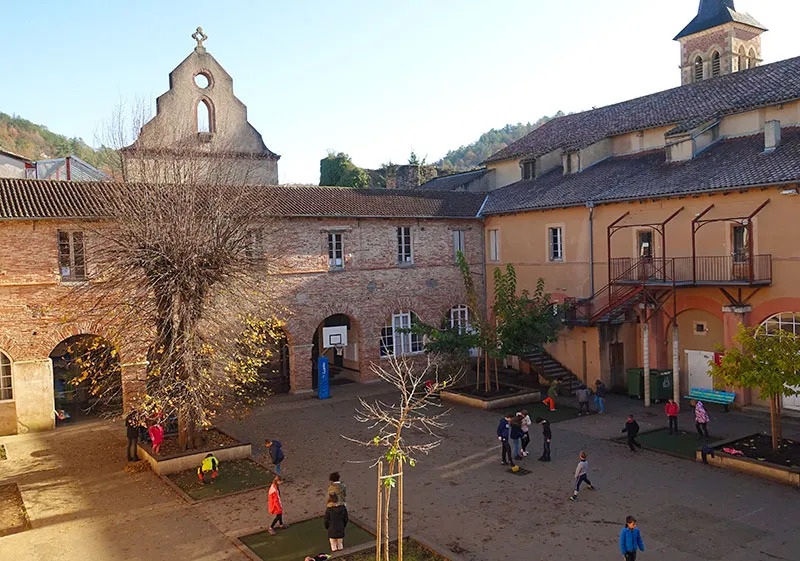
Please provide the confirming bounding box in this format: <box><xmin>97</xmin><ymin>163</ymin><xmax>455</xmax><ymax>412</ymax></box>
<box><xmin>194</xmin><ymin>72</ymin><xmax>211</xmax><ymax>89</ymax></box>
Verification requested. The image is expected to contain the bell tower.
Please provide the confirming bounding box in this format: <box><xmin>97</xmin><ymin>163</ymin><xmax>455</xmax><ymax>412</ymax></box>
<box><xmin>674</xmin><ymin>0</ymin><xmax>766</xmax><ymax>85</ymax></box>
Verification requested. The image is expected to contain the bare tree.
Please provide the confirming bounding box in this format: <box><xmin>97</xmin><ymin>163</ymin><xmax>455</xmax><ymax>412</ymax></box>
<box><xmin>346</xmin><ymin>356</ymin><xmax>459</xmax><ymax>561</ymax></box>
<box><xmin>65</xmin><ymin>103</ymin><xmax>287</xmax><ymax>449</ymax></box>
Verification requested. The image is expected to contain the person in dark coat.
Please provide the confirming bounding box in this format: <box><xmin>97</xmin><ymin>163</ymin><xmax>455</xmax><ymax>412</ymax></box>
<box><xmin>324</xmin><ymin>493</ymin><xmax>349</xmax><ymax>552</ymax></box>
<box><xmin>510</xmin><ymin>414</ymin><xmax>524</xmax><ymax>459</ymax></box>
<box><xmin>265</xmin><ymin>439</ymin><xmax>285</xmax><ymax>474</ymax></box>
<box><xmin>125</xmin><ymin>411</ymin><xmax>140</xmax><ymax>462</ymax></box>
<box><xmin>621</xmin><ymin>414</ymin><xmax>642</xmax><ymax>452</ymax></box>
<box><xmin>536</xmin><ymin>417</ymin><xmax>552</xmax><ymax>461</ymax></box>
<box><xmin>496</xmin><ymin>414</ymin><xmax>515</xmax><ymax>467</ymax></box>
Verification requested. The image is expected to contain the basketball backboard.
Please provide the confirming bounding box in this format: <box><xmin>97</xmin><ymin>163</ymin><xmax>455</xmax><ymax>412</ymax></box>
<box><xmin>322</xmin><ymin>325</ymin><xmax>348</xmax><ymax>348</ymax></box>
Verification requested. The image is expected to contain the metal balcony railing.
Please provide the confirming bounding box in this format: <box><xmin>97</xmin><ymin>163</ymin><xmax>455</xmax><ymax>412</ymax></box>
<box><xmin>609</xmin><ymin>255</ymin><xmax>772</xmax><ymax>286</ymax></box>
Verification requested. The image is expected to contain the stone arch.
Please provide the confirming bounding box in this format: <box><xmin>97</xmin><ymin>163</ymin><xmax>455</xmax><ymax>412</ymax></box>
<box><xmin>752</xmin><ymin>298</ymin><xmax>800</xmax><ymax>327</ymax></box>
<box><xmin>40</xmin><ymin>322</ymin><xmax>131</xmax><ymax>365</ymax></box>
<box><xmin>309</xmin><ymin>311</ymin><xmax>368</xmax><ymax>388</ymax></box>
<box><xmin>664</xmin><ymin>294</ymin><xmax>724</xmax><ymax>338</ymax></box>
<box><xmin>0</xmin><ymin>334</ymin><xmax>25</xmax><ymax>362</ymax></box>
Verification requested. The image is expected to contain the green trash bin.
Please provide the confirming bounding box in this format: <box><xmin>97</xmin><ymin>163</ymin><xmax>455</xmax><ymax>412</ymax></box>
<box><xmin>626</xmin><ymin>368</ymin><xmax>644</xmax><ymax>398</ymax></box>
<box><xmin>649</xmin><ymin>370</ymin><xmax>674</xmax><ymax>402</ymax></box>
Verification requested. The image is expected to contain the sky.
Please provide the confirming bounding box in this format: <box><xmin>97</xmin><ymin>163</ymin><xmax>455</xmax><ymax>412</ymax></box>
<box><xmin>1</xmin><ymin>0</ymin><xmax>799</xmax><ymax>184</ymax></box>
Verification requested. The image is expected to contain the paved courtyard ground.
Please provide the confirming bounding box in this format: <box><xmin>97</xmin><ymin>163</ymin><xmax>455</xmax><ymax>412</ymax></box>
<box><xmin>2</xmin><ymin>381</ymin><xmax>800</xmax><ymax>561</ymax></box>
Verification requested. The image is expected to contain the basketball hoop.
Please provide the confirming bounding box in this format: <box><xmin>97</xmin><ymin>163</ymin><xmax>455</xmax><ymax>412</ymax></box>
<box><xmin>334</xmin><ymin>344</ymin><xmax>344</xmax><ymax>356</ymax></box>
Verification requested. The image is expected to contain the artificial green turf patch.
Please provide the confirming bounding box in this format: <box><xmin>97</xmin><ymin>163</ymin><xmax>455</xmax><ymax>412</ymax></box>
<box><xmin>240</xmin><ymin>516</ymin><xmax>374</xmax><ymax>561</ymax></box>
<box><xmin>340</xmin><ymin>538</ymin><xmax>449</xmax><ymax>561</ymax></box>
<box><xmin>167</xmin><ymin>458</ymin><xmax>273</xmax><ymax>501</ymax></box>
<box><xmin>630</xmin><ymin>428</ymin><xmax>724</xmax><ymax>459</ymax></box>
<box><xmin>513</xmin><ymin>401</ymin><xmax>584</xmax><ymax>423</ymax></box>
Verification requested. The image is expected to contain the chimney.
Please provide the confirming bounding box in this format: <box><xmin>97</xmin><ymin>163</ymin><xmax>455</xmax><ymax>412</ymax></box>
<box><xmin>764</xmin><ymin>120</ymin><xmax>781</xmax><ymax>152</ymax></box>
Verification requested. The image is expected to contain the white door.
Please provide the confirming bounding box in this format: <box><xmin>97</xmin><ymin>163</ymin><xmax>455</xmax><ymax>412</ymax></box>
<box><xmin>686</xmin><ymin>350</ymin><xmax>714</xmax><ymax>390</ymax></box>
<box><xmin>784</xmin><ymin>388</ymin><xmax>800</xmax><ymax>411</ymax></box>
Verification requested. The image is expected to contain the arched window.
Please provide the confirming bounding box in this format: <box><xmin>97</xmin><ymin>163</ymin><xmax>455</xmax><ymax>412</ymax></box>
<box><xmin>760</xmin><ymin>312</ymin><xmax>800</xmax><ymax>336</ymax></box>
<box><xmin>738</xmin><ymin>46</ymin><xmax>747</xmax><ymax>71</ymax></box>
<box><xmin>197</xmin><ymin>99</ymin><xmax>212</xmax><ymax>133</ymax></box>
<box><xmin>748</xmin><ymin>48</ymin><xmax>757</xmax><ymax>68</ymax></box>
<box><xmin>0</xmin><ymin>351</ymin><xmax>12</xmax><ymax>401</ymax></box>
<box><xmin>711</xmin><ymin>51</ymin><xmax>721</xmax><ymax>77</ymax></box>
<box><xmin>694</xmin><ymin>56</ymin><xmax>704</xmax><ymax>82</ymax></box>
<box><xmin>449</xmin><ymin>305</ymin><xmax>471</xmax><ymax>334</ymax></box>
<box><xmin>380</xmin><ymin>311</ymin><xmax>423</xmax><ymax>357</ymax></box>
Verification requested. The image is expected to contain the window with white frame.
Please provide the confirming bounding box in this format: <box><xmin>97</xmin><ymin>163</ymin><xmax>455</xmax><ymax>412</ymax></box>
<box><xmin>0</xmin><ymin>351</ymin><xmax>11</xmax><ymax>401</ymax></box>
<box><xmin>58</xmin><ymin>230</ymin><xmax>86</xmax><ymax>281</ymax></box>
<box><xmin>380</xmin><ymin>312</ymin><xmax>423</xmax><ymax>357</ymax></box>
<box><xmin>488</xmin><ymin>229</ymin><xmax>499</xmax><ymax>261</ymax></box>
<box><xmin>761</xmin><ymin>312</ymin><xmax>800</xmax><ymax>336</ymax></box>
<box><xmin>548</xmin><ymin>227</ymin><xmax>564</xmax><ymax>262</ymax></box>
<box><xmin>452</xmin><ymin>230</ymin><xmax>466</xmax><ymax>262</ymax></box>
<box><xmin>449</xmin><ymin>305</ymin><xmax>470</xmax><ymax>334</ymax></box>
<box><xmin>328</xmin><ymin>232</ymin><xmax>344</xmax><ymax>269</ymax></box>
<box><xmin>397</xmin><ymin>227</ymin><xmax>413</xmax><ymax>264</ymax></box>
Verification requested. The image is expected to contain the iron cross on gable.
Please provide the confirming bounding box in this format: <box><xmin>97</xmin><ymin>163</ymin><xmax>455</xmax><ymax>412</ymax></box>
<box><xmin>192</xmin><ymin>27</ymin><xmax>208</xmax><ymax>49</ymax></box>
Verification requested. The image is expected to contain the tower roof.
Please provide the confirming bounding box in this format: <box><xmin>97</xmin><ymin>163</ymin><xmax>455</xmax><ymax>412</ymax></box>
<box><xmin>674</xmin><ymin>0</ymin><xmax>766</xmax><ymax>40</ymax></box>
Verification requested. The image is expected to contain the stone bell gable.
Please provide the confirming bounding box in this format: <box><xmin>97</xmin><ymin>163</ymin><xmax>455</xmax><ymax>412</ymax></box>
<box><xmin>123</xmin><ymin>27</ymin><xmax>280</xmax><ymax>185</ymax></box>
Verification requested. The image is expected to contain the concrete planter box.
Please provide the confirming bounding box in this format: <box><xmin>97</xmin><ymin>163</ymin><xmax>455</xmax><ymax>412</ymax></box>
<box><xmin>696</xmin><ymin>441</ymin><xmax>800</xmax><ymax>488</ymax></box>
<box><xmin>441</xmin><ymin>384</ymin><xmax>541</xmax><ymax>410</ymax></box>
<box><xmin>138</xmin><ymin>433</ymin><xmax>252</xmax><ymax>475</ymax></box>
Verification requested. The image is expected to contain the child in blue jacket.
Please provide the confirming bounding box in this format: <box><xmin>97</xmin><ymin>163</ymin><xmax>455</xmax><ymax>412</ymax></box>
<box><xmin>619</xmin><ymin>515</ymin><xmax>645</xmax><ymax>560</ymax></box>
<box><xmin>496</xmin><ymin>414</ymin><xmax>515</xmax><ymax>467</ymax></box>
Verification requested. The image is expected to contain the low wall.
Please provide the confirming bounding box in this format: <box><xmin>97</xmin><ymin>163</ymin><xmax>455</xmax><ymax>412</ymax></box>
<box><xmin>441</xmin><ymin>385</ymin><xmax>541</xmax><ymax>410</ymax></box>
<box><xmin>138</xmin><ymin>441</ymin><xmax>252</xmax><ymax>475</ymax></box>
<box><xmin>696</xmin><ymin>449</ymin><xmax>800</xmax><ymax>487</ymax></box>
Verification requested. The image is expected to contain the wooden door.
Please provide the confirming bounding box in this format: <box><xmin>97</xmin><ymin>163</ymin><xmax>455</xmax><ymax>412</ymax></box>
<box><xmin>610</xmin><ymin>342</ymin><xmax>625</xmax><ymax>391</ymax></box>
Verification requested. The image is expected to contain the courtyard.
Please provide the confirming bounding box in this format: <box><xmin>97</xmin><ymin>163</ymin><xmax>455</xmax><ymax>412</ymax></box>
<box><xmin>1</xmin><ymin>382</ymin><xmax>799</xmax><ymax>561</ymax></box>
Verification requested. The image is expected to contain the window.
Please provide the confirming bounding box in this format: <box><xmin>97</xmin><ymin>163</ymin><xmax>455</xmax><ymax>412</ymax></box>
<box><xmin>748</xmin><ymin>48</ymin><xmax>757</xmax><ymax>67</ymax></box>
<box><xmin>488</xmin><ymin>229</ymin><xmax>499</xmax><ymax>262</ymax></box>
<box><xmin>548</xmin><ymin>227</ymin><xmax>563</xmax><ymax>262</ymax></box>
<box><xmin>711</xmin><ymin>51</ymin><xmax>721</xmax><ymax>77</ymax></box>
<box><xmin>380</xmin><ymin>312</ymin><xmax>423</xmax><ymax>357</ymax></box>
<box><xmin>449</xmin><ymin>305</ymin><xmax>470</xmax><ymax>334</ymax></box>
<box><xmin>694</xmin><ymin>56</ymin><xmax>704</xmax><ymax>82</ymax></box>
<box><xmin>58</xmin><ymin>231</ymin><xmax>86</xmax><ymax>281</ymax></box>
<box><xmin>732</xmin><ymin>225</ymin><xmax>748</xmax><ymax>263</ymax></box>
<box><xmin>761</xmin><ymin>312</ymin><xmax>800</xmax><ymax>336</ymax></box>
<box><xmin>693</xmin><ymin>321</ymin><xmax>708</xmax><ymax>335</ymax></box>
<box><xmin>738</xmin><ymin>46</ymin><xmax>747</xmax><ymax>71</ymax></box>
<box><xmin>246</xmin><ymin>229</ymin><xmax>264</xmax><ymax>262</ymax></box>
<box><xmin>0</xmin><ymin>351</ymin><xmax>11</xmax><ymax>401</ymax></box>
<box><xmin>328</xmin><ymin>232</ymin><xmax>344</xmax><ymax>269</ymax></box>
<box><xmin>521</xmin><ymin>160</ymin><xmax>535</xmax><ymax>180</ymax></box>
<box><xmin>397</xmin><ymin>227</ymin><xmax>413</xmax><ymax>264</ymax></box>
<box><xmin>638</xmin><ymin>230</ymin><xmax>653</xmax><ymax>259</ymax></box>
<box><xmin>197</xmin><ymin>99</ymin><xmax>212</xmax><ymax>133</ymax></box>
<box><xmin>452</xmin><ymin>230</ymin><xmax>466</xmax><ymax>262</ymax></box>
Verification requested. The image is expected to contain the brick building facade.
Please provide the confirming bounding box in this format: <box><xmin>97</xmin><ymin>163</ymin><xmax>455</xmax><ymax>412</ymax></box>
<box><xmin>0</xmin><ymin>181</ymin><xmax>485</xmax><ymax>435</ymax></box>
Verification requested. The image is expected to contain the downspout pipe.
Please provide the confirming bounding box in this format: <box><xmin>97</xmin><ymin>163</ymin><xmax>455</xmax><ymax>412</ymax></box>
<box><xmin>586</xmin><ymin>201</ymin><xmax>595</xmax><ymax>296</ymax></box>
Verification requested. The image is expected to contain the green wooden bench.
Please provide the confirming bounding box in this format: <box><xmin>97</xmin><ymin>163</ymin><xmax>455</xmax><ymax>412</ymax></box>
<box><xmin>685</xmin><ymin>388</ymin><xmax>736</xmax><ymax>412</ymax></box>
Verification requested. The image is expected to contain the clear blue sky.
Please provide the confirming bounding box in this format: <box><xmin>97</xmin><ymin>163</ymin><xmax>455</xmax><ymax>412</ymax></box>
<box><xmin>1</xmin><ymin>0</ymin><xmax>798</xmax><ymax>184</ymax></box>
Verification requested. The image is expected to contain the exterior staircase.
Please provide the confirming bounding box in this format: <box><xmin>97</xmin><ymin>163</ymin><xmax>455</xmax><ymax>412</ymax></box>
<box><xmin>521</xmin><ymin>347</ymin><xmax>583</xmax><ymax>395</ymax></box>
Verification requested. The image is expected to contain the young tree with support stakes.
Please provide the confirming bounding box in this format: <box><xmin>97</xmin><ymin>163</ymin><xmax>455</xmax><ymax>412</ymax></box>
<box><xmin>710</xmin><ymin>324</ymin><xmax>800</xmax><ymax>451</ymax></box>
<box><xmin>346</xmin><ymin>356</ymin><xmax>458</xmax><ymax>561</ymax></box>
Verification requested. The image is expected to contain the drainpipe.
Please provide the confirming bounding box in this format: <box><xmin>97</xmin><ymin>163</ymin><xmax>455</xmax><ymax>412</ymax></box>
<box><xmin>586</xmin><ymin>201</ymin><xmax>595</xmax><ymax>296</ymax></box>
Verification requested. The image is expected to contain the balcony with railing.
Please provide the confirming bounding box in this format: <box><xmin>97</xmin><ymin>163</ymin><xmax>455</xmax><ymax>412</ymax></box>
<box><xmin>609</xmin><ymin>255</ymin><xmax>772</xmax><ymax>287</ymax></box>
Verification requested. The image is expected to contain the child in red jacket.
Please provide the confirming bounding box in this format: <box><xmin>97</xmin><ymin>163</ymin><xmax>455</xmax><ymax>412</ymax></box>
<box><xmin>665</xmin><ymin>399</ymin><xmax>680</xmax><ymax>435</ymax></box>
<box><xmin>268</xmin><ymin>476</ymin><xmax>288</xmax><ymax>535</ymax></box>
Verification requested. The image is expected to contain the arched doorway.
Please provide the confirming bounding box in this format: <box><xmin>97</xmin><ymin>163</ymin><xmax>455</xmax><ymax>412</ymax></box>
<box><xmin>311</xmin><ymin>314</ymin><xmax>360</xmax><ymax>390</ymax></box>
<box><xmin>258</xmin><ymin>327</ymin><xmax>290</xmax><ymax>395</ymax></box>
<box><xmin>50</xmin><ymin>334</ymin><xmax>122</xmax><ymax>423</ymax></box>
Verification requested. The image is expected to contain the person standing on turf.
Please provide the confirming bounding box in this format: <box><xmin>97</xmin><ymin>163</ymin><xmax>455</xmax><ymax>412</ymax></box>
<box><xmin>569</xmin><ymin>451</ymin><xmax>594</xmax><ymax>501</ymax></box>
<box><xmin>327</xmin><ymin>472</ymin><xmax>347</xmax><ymax>507</ymax></box>
<box><xmin>542</xmin><ymin>379</ymin><xmax>559</xmax><ymax>411</ymax></box>
<box><xmin>692</xmin><ymin>400</ymin><xmax>710</xmax><ymax>439</ymax></box>
<box><xmin>324</xmin><ymin>492</ymin><xmax>349</xmax><ymax>552</ymax></box>
<box><xmin>265</xmin><ymin>439</ymin><xmax>285</xmax><ymax>475</ymax></box>
<box><xmin>535</xmin><ymin>417</ymin><xmax>552</xmax><ymax>461</ymax></box>
<box><xmin>594</xmin><ymin>379</ymin><xmax>607</xmax><ymax>414</ymax></box>
<box><xmin>496</xmin><ymin>413</ymin><xmax>515</xmax><ymax>467</ymax></box>
<box><xmin>619</xmin><ymin>515</ymin><xmax>645</xmax><ymax>560</ymax></box>
<box><xmin>621</xmin><ymin>414</ymin><xmax>642</xmax><ymax>452</ymax></box>
<box><xmin>664</xmin><ymin>399</ymin><xmax>680</xmax><ymax>434</ymax></box>
<box><xmin>519</xmin><ymin>410</ymin><xmax>532</xmax><ymax>457</ymax></box>
<box><xmin>576</xmin><ymin>384</ymin><xmax>592</xmax><ymax>416</ymax></box>
<box><xmin>268</xmin><ymin>475</ymin><xmax>288</xmax><ymax>535</ymax></box>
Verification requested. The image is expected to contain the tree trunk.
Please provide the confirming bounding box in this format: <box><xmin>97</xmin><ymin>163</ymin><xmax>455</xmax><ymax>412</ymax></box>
<box><xmin>178</xmin><ymin>407</ymin><xmax>198</xmax><ymax>451</ymax></box>
<box><xmin>494</xmin><ymin>357</ymin><xmax>499</xmax><ymax>392</ymax></box>
<box><xmin>475</xmin><ymin>349</ymin><xmax>481</xmax><ymax>391</ymax></box>
<box><xmin>769</xmin><ymin>394</ymin><xmax>782</xmax><ymax>451</ymax></box>
<box><xmin>484</xmin><ymin>351</ymin><xmax>490</xmax><ymax>393</ymax></box>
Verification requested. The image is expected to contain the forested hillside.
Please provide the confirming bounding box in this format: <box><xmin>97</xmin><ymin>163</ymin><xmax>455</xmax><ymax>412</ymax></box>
<box><xmin>0</xmin><ymin>112</ymin><xmax>103</xmax><ymax>167</ymax></box>
<box><xmin>437</xmin><ymin>112</ymin><xmax>564</xmax><ymax>171</ymax></box>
